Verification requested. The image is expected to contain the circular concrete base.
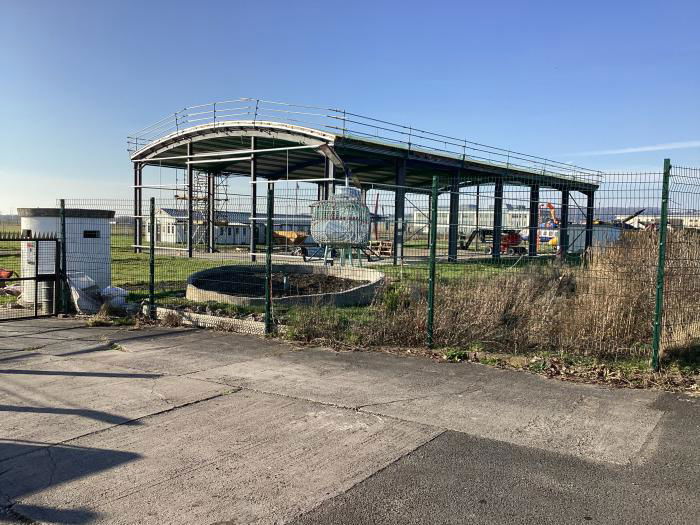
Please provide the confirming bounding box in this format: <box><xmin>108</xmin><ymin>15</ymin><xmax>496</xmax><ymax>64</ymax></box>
<box><xmin>186</xmin><ymin>263</ymin><xmax>385</xmax><ymax>307</ymax></box>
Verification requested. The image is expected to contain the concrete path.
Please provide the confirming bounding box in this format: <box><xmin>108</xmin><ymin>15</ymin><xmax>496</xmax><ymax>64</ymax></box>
<box><xmin>0</xmin><ymin>319</ymin><xmax>697</xmax><ymax>524</ymax></box>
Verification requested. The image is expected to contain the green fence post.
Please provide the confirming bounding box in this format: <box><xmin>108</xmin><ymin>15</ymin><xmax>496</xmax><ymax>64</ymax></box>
<box><xmin>149</xmin><ymin>197</ymin><xmax>156</xmax><ymax>319</ymax></box>
<box><xmin>59</xmin><ymin>199</ymin><xmax>69</xmax><ymax>313</ymax></box>
<box><xmin>651</xmin><ymin>158</ymin><xmax>671</xmax><ymax>371</ymax></box>
<box><xmin>264</xmin><ymin>182</ymin><xmax>274</xmax><ymax>335</ymax></box>
<box><xmin>427</xmin><ymin>175</ymin><xmax>439</xmax><ymax>348</ymax></box>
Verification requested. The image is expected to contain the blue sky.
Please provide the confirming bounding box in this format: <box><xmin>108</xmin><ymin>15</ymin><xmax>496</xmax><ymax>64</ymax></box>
<box><xmin>1</xmin><ymin>0</ymin><xmax>699</xmax><ymax>212</ymax></box>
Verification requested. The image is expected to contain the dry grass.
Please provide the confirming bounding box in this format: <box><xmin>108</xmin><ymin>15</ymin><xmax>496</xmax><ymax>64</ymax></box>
<box><xmin>159</xmin><ymin>310</ymin><xmax>182</xmax><ymax>328</ymax></box>
<box><xmin>288</xmin><ymin>230</ymin><xmax>700</xmax><ymax>359</ymax></box>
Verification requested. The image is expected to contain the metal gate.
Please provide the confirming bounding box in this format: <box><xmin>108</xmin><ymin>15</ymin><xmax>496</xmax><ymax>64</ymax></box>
<box><xmin>0</xmin><ymin>234</ymin><xmax>60</xmax><ymax>321</ymax></box>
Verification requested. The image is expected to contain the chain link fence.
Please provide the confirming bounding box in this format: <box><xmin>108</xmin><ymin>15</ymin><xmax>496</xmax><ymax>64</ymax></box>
<box><xmin>47</xmin><ymin>159</ymin><xmax>697</xmax><ymax>370</ymax></box>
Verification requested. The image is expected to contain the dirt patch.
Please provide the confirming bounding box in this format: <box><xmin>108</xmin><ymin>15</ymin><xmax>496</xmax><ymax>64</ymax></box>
<box><xmin>192</xmin><ymin>269</ymin><xmax>367</xmax><ymax>298</ymax></box>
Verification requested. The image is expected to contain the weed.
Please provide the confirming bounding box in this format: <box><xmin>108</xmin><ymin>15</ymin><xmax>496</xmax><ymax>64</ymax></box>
<box><xmin>443</xmin><ymin>349</ymin><xmax>470</xmax><ymax>362</ymax></box>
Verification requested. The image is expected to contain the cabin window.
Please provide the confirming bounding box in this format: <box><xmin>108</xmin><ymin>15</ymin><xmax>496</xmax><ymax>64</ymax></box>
<box><xmin>83</xmin><ymin>230</ymin><xmax>100</xmax><ymax>239</ymax></box>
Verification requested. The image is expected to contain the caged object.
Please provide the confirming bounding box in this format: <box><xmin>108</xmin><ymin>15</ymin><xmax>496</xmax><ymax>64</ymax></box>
<box><xmin>310</xmin><ymin>187</ymin><xmax>370</xmax><ymax>247</ymax></box>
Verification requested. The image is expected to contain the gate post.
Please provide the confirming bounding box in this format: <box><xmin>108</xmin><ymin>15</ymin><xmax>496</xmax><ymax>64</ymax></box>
<box><xmin>59</xmin><ymin>199</ymin><xmax>69</xmax><ymax>313</ymax></box>
<box><xmin>427</xmin><ymin>175</ymin><xmax>439</xmax><ymax>348</ymax></box>
<box><xmin>651</xmin><ymin>158</ymin><xmax>671</xmax><ymax>371</ymax></box>
<box><xmin>264</xmin><ymin>182</ymin><xmax>274</xmax><ymax>335</ymax></box>
<box><xmin>149</xmin><ymin>197</ymin><xmax>156</xmax><ymax>319</ymax></box>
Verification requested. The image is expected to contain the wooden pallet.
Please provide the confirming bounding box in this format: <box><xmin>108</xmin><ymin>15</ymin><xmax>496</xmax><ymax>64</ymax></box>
<box><xmin>368</xmin><ymin>240</ymin><xmax>393</xmax><ymax>257</ymax></box>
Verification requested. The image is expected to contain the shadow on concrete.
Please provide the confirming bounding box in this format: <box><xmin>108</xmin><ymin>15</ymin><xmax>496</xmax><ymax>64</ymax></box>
<box><xmin>0</xmin><ymin>440</ymin><xmax>141</xmax><ymax>524</ymax></box>
<box><xmin>0</xmin><ymin>352</ymin><xmax>43</xmax><ymax>364</ymax></box>
<box><xmin>9</xmin><ymin>504</ymin><xmax>98</xmax><ymax>524</ymax></box>
<box><xmin>0</xmin><ymin>405</ymin><xmax>142</xmax><ymax>426</ymax></box>
<box><xmin>0</xmin><ymin>370</ymin><xmax>161</xmax><ymax>379</ymax></box>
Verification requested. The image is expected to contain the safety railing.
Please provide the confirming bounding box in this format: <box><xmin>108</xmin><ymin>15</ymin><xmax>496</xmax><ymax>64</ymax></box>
<box><xmin>127</xmin><ymin>98</ymin><xmax>603</xmax><ymax>186</ymax></box>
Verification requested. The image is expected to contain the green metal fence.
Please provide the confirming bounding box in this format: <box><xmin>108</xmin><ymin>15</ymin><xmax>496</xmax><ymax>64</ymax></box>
<box><xmin>45</xmin><ymin>158</ymin><xmax>700</xmax><ymax>370</ymax></box>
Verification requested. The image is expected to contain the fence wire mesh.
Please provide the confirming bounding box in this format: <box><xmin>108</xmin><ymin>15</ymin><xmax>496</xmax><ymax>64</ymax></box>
<box><xmin>46</xmin><ymin>159</ymin><xmax>698</xmax><ymax>369</ymax></box>
<box><xmin>663</xmin><ymin>165</ymin><xmax>700</xmax><ymax>355</ymax></box>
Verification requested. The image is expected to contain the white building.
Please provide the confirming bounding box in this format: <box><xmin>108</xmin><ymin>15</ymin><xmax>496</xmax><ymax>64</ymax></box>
<box><xmin>18</xmin><ymin>208</ymin><xmax>114</xmax><ymax>307</ymax></box>
<box><xmin>146</xmin><ymin>208</ymin><xmax>312</xmax><ymax>246</ymax></box>
<box><xmin>410</xmin><ymin>206</ymin><xmax>530</xmax><ymax>234</ymax></box>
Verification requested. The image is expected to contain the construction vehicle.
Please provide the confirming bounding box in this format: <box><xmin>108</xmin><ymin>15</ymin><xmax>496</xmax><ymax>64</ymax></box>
<box><xmin>272</xmin><ymin>230</ymin><xmax>309</xmax><ymax>246</ymax></box>
<box><xmin>458</xmin><ymin>228</ymin><xmax>527</xmax><ymax>255</ymax></box>
<box><xmin>594</xmin><ymin>209</ymin><xmax>646</xmax><ymax>230</ymax></box>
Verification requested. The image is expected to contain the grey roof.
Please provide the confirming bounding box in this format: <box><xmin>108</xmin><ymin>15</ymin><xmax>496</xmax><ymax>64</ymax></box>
<box><xmin>158</xmin><ymin>208</ymin><xmax>311</xmax><ymax>224</ymax></box>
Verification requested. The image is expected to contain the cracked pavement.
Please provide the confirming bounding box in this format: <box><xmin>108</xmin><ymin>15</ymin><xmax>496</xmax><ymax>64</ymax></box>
<box><xmin>0</xmin><ymin>318</ymin><xmax>698</xmax><ymax>524</ymax></box>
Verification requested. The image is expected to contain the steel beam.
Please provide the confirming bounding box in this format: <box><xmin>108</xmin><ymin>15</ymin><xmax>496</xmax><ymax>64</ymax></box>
<box><xmin>585</xmin><ymin>191</ymin><xmax>594</xmax><ymax>251</ymax></box>
<box><xmin>187</xmin><ymin>142</ymin><xmax>194</xmax><ymax>258</ymax></box>
<box><xmin>492</xmin><ymin>179</ymin><xmax>503</xmax><ymax>259</ymax></box>
<box><xmin>560</xmin><ymin>190</ymin><xmax>570</xmax><ymax>257</ymax></box>
<box><xmin>250</xmin><ymin>137</ymin><xmax>257</xmax><ymax>261</ymax></box>
<box><xmin>393</xmin><ymin>159</ymin><xmax>406</xmax><ymax>265</ymax></box>
<box><xmin>528</xmin><ymin>185</ymin><xmax>540</xmax><ymax>257</ymax></box>
<box><xmin>447</xmin><ymin>171</ymin><xmax>460</xmax><ymax>262</ymax></box>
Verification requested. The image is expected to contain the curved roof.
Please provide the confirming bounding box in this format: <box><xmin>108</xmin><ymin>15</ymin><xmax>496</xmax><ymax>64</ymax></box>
<box><xmin>128</xmin><ymin>98</ymin><xmax>601</xmax><ymax>191</ymax></box>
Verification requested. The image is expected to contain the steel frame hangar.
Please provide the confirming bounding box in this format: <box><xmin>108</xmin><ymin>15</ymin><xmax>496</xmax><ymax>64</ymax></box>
<box><xmin>128</xmin><ymin>98</ymin><xmax>601</xmax><ymax>261</ymax></box>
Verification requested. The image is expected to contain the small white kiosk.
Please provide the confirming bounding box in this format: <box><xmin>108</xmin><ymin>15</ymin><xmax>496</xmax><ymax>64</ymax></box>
<box><xmin>18</xmin><ymin>208</ymin><xmax>115</xmax><ymax>307</ymax></box>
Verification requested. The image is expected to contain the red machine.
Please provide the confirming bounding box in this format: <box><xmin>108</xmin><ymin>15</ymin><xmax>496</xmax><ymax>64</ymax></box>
<box><xmin>458</xmin><ymin>228</ymin><xmax>526</xmax><ymax>255</ymax></box>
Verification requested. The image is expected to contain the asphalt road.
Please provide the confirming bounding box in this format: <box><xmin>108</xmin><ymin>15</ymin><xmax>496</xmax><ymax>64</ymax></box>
<box><xmin>0</xmin><ymin>319</ymin><xmax>697</xmax><ymax>524</ymax></box>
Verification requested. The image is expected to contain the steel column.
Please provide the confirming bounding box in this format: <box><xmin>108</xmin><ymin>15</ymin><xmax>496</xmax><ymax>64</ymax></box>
<box><xmin>325</xmin><ymin>157</ymin><xmax>334</xmax><ymax>197</ymax></box>
<box><xmin>326</xmin><ymin>157</ymin><xmax>336</xmax><ymax>198</ymax></box>
<box><xmin>584</xmin><ymin>191</ymin><xmax>595</xmax><ymax>251</ymax></box>
<box><xmin>393</xmin><ymin>159</ymin><xmax>406</xmax><ymax>265</ymax></box>
<box><xmin>492</xmin><ymin>179</ymin><xmax>503</xmax><ymax>259</ymax></box>
<box><xmin>528</xmin><ymin>185</ymin><xmax>540</xmax><ymax>257</ymax></box>
<box><xmin>250</xmin><ymin>137</ymin><xmax>257</xmax><ymax>261</ymax></box>
<box><xmin>133</xmin><ymin>164</ymin><xmax>143</xmax><ymax>253</ymax></box>
<box><xmin>560</xmin><ymin>190</ymin><xmax>570</xmax><ymax>257</ymax></box>
<box><xmin>187</xmin><ymin>142</ymin><xmax>194</xmax><ymax>258</ymax></box>
<box><xmin>207</xmin><ymin>172</ymin><xmax>216</xmax><ymax>253</ymax></box>
<box><xmin>447</xmin><ymin>171</ymin><xmax>460</xmax><ymax>262</ymax></box>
